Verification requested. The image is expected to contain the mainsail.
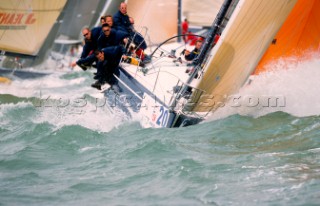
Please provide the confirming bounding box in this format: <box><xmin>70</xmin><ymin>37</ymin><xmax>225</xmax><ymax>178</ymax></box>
<box><xmin>255</xmin><ymin>0</ymin><xmax>320</xmax><ymax>74</ymax></box>
<box><xmin>0</xmin><ymin>0</ymin><xmax>67</xmax><ymax>56</ymax></box>
<box><xmin>189</xmin><ymin>0</ymin><xmax>298</xmax><ymax>112</ymax></box>
<box><xmin>182</xmin><ymin>0</ymin><xmax>224</xmax><ymax>27</ymax></box>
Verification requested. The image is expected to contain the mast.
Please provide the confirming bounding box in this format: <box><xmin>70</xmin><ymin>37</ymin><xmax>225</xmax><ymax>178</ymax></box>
<box><xmin>177</xmin><ymin>0</ymin><xmax>182</xmax><ymax>42</ymax></box>
<box><xmin>192</xmin><ymin>0</ymin><xmax>233</xmax><ymax>72</ymax></box>
<box><xmin>175</xmin><ymin>0</ymin><xmax>233</xmax><ymax>101</ymax></box>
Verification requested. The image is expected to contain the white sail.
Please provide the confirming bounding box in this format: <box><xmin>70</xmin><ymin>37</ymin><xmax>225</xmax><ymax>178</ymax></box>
<box><xmin>191</xmin><ymin>0</ymin><xmax>298</xmax><ymax>112</ymax></box>
<box><xmin>182</xmin><ymin>0</ymin><xmax>224</xmax><ymax>27</ymax></box>
<box><xmin>126</xmin><ymin>0</ymin><xmax>178</xmax><ymax>45</ymax></box>
<box><xmin>0</xmin><ymin>0</ymin><xmax>67</xmax><ymax>56</ymax></box>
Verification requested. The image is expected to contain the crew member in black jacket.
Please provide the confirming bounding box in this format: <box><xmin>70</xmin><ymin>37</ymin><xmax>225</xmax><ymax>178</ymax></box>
<box><xmin>91</xmin><ymin>46</ymin><xmax>124</xmax><ymax>92</ymax></box>
<box><xmin>113</xmin><ymin>2</ymin><xmax>147</xmax><ymax>50</ymax></box>
<box><xmin>71</xmin><ymin>26</ymin><xmax>102</xmax><ymax>70</ymax></box>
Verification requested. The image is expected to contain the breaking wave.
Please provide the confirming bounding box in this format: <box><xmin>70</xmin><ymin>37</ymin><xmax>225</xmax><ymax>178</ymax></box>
<box><xmin>208</xmin><ymin>56</ymin><xmax>320</xmax><ymax>121</ymax></box>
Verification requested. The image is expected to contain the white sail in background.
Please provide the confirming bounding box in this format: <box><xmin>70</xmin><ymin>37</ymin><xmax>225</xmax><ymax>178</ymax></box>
<box><xmin>126</xmin><ymin>0</ymin><xmax>178</xmax><ymax>45</ymax></box>
<box><xmin>182</xmin><ymin>0</ymin><xmax>224</xmax><ymax>27</ymax></box>
<box><xmin>191</xmin><ymin>0</ymin><xmax>298</xmax><ymax>112</ymax></box>
<box><xmin>0</xmin><ymin>0</ymin><xmax>67</xmax><ymax>56</ymax></box>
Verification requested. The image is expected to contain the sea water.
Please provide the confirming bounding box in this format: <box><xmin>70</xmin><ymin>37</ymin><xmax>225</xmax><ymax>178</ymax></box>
<box><xmin>0</xmin><ymin>59</ymin><xmax>319</xmax><ymax>205</ymax></box>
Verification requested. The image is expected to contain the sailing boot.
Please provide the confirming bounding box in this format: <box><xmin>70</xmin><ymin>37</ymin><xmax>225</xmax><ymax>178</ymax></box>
<box><xmin>76</xmin><ymin>62</ymin><xmax>88</xmax><ymax>71</ymax></box>
<box><xmin>93</xmin><ymin>73</ymin><xmax>102</xmax><ymax>80</ymax></box>
<box><xmin>91</xmin><ymin>80</ymin><xmax>102</xmax><ymax>90</ymax></box>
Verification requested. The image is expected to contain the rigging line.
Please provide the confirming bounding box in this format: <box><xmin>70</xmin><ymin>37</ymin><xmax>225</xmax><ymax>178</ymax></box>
<box><xmin>133</xmin><ymin>27</ymin><xmax>148</xmax><ymax>51</ymax></box>
<box><xmin>134</xmin><ymin>0</ymin><xmax>152</xmax><ymax>32</ymax></box>
<box><xmin>150</xmin><ymin>34</ymin><xmax>205</xmax><ymax>57</ymax></box>
<box><xmin>134</xmin><ymin>0</ymin><xmax>160</xmax><ymax>48</ymax></box>
<box><xmin>130</xmin><ymin>1</ymin><xmax>152</xmax><ymax>51</ymax></box>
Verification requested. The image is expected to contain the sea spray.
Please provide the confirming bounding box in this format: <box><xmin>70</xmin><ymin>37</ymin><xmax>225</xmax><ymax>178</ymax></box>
<box><xmin>207</xmin><ymin>57</ymin><xmax>320</xmax><ymax>121</ymax></box>
<box><xmin>1</xmin><ymin>71</ymin><xmax>135</xmax><ymax>132</ymax></box>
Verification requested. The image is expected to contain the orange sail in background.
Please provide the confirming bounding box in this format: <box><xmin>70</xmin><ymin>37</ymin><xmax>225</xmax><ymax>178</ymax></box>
<box><xmin>255</xmin><ymin>0</ymin><xmax>320</xmax><ymax>74</ymax></box>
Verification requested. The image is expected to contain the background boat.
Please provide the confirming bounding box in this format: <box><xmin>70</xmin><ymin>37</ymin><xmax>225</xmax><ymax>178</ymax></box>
<box><xmin>0</xmin><ymin>0</ymin><xmax>114</xmax><ymax>73</ymax></box>
<box><xmin>0</xmin><ymin>0</ymin><xmax>67</xmax><ymax>70</ymax></box>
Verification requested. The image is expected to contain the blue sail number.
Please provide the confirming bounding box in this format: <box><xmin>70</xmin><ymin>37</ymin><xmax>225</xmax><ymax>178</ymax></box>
<box><xmin>156</xmin><ymin>106</ymin><xmax>169</xmax><ymax>127</ymax></box>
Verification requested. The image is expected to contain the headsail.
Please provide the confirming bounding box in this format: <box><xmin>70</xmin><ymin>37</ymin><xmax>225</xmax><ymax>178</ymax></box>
<box><xmin>255</xmin><ymin>0</ymin><xmax>320</xmax><ymax>74</ymax></box>
<box><xmin>0</xmin><ymin>0</ymin><xmax>67</xmax><ymax>56</ymax></box>
<box><xmin>189</xmin><ymin>0</ymin><xmax>298</xmax><ymax>112</ymax></box>
<box><xmin>126</xmin><ymin>0</ymin><xmax>178</xmax><ymax>45</ymax></box>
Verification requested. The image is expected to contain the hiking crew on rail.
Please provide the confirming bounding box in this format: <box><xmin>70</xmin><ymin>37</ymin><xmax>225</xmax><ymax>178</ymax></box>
<box><xmin>71</xmin><ymin>2</ymin><xmax>148</xmax><ymax>91</ymax></box>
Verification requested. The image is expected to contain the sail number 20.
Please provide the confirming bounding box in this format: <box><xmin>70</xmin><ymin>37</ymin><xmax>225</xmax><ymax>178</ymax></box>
<box><xmin>156</xmin><ymin>106</ymin><xmax>169</xmax><ymax>127</ymax></box>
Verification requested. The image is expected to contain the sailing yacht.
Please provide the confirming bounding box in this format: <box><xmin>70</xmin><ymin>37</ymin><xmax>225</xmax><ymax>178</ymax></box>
<box><xmin>0</xmin><ymin>0</ymin><xmax>67</xmax><ymax>71</ymax></box>
<box><xmin>0</xmin><ymin>0</ymin><xmax>68</xmax><ymax>82</ymax></box>
<box><xmin>0</xmin><ymin>0</ymin><xmax>113</xmax><ymax>78</ymax></box>
<box><xmin>103</xmin><ymin>0</ymin><xmax>302</xmax><ymax>128</ymax></box>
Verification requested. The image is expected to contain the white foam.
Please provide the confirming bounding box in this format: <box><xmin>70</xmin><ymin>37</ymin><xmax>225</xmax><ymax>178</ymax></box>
<box><xmin>1</xmin><ymin>70</ymin><xmax>134</xmax><ymax>132</ymax></box>
<box><xmin>33</xmin><ymin>96</ymin><xmax>132</xmax><ymax>132</ymax></box>
<box><xmin>2</xmin><ymin>71</ymin><xmax>89</xmax><ymax>98</ymax></box>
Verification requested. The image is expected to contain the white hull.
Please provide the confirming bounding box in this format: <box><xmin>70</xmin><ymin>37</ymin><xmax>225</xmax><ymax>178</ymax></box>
<box><xmin>115</xmin><ymin>42</ymin><xmax>204</xmax><ymax>128</ymax></box>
